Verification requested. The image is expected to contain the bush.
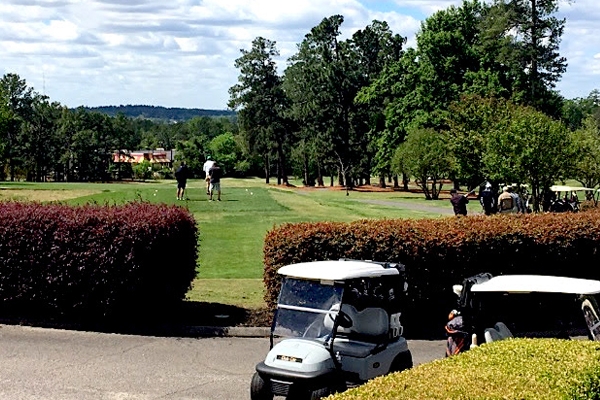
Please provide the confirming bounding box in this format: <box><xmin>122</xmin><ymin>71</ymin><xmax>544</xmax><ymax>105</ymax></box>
<box><xmin>330</xmin><ymin>339</ymin><xmax>600</xmax><ymax>399</ymax></box>
<box><xmin>264</xmin><ymin>210</ymin><xmax>600</xmax><ymax>336</ymax></box>
<box><xmin>0</xmin><ymin>201</ymin><xmax>198</xmax><ymax>322</ymax></box>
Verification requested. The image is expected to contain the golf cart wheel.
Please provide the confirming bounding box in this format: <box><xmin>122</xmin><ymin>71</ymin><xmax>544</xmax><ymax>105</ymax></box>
<box><xmin>250</xmin><ymin>372</ymin><xmax>273</xmax><ymax>400</ymax></box>
<box><xmin>309</xmin><ymin>387</ymin><xmax>331</xmax><ymax>400</ymax></box>
<box><xmin>389</xmin><ymin>350</ymin><xmax>413</xmax><ymax>373</ymax></box>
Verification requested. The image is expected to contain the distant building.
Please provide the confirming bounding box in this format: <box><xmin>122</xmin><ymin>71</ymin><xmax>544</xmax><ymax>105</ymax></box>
<box><xmin>113</xmin><ymin>149</ymin><xmax>175</xmax><ymax>166</ymax></box>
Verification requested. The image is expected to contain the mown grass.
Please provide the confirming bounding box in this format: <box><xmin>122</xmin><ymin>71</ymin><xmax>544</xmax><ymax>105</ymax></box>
<box><xmin>0</xmin><ymin>178</ymin><xmax>477</xmax><ymax>308</ymax></box>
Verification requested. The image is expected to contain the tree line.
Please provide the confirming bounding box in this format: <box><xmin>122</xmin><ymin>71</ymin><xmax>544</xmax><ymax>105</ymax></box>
<box><xmin>228</xmin><ymin>0</ymin><xmax>600</xmax><ymax>209</ymax></box>
<box><xmin>81</xmin><ymin>105</ymin><xmax>235</xmax><ymax>121</ymax></box>
<box><xmin>0</xmin><ymin>72</ymin><xmax>244</xmax><ymax>182</ymax></box>
<box><xmin>2</xmin><ymin>0</ymin><xmax>600</xmax><ymax>211</ymax></box>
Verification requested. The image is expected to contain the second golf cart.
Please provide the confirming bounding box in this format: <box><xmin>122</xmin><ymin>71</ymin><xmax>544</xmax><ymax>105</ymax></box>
<box><xmin>448</xmin><ymin>273</ymin><xmax>600</xmax><ymax>350</ymax></box>
<box><xmin>251</xmin><ymin>259</ymin><xmax>413</xmax><ymax>400</ymax></box>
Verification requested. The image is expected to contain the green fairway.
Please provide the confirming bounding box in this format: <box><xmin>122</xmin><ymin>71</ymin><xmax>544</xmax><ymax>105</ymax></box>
<box><xmin>1</xmin><ymin>178</ymin><xmax>470</xmax><ymax>308</ymax></box>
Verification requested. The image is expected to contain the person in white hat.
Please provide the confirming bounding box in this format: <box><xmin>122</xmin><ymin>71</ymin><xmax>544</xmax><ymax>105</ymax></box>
<box><xmin>202</xmin><ymin>155</ymin><xmax>215</xmax><ymax>195</ymax></box>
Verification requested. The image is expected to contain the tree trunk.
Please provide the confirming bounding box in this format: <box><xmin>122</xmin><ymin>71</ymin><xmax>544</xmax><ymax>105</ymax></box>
<box><xmin>402</xmin><ymin>173</ymin><xmax>409</xmax><ymax>191</ymax></box>
<box><xmin>379</xmin><ymin>175</ymin><xmax>386</xmax><ymax>188</ymax></box>
<box><xmin>276</xmin><ymin>160</ymin><xmax>281</xmax><ymax>185</ymax></box>
<box><xmin>276</xmin><ymin>139</ymin><xmax>288</xmax><ymax>185</ymax></box>
<box><xmin>264</xmin><ymin>154</ymin><xmax>270</xmax><ymax>184</ymax></box>
<box><xmin>303</xmin><ymin>153</ymin><xmax>310</xmax><ymax>186</ymax></box>
<box><xmin>393</xmin><ymin>176</ymin><xmax>399</xmax><ymax>188</ymax></box>
<box><xmin>317</xmin><ymin>163</ymin><xmax>324</xmax><ymax>186</ymax></box>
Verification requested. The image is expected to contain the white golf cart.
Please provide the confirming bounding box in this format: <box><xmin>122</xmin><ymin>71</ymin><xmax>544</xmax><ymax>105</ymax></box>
<box><xmin>251</xmin><ymin>259</ymin><xmax>412</xmax><ymax>400</ymax></box>
<box><xmin>548</xmin><ymin>185</ymin><xmax>595</xmax><ymax>212</ymax></box>
<box><xmin>450</xmin><ymin>273</ymin><xmax>600</xmax><ymax>348</ymax></box>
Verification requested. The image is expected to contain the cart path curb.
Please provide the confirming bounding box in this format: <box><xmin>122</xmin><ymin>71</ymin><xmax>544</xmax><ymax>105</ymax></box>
<box><xmin>186</xmin><ymin>326</ymin><xmax>271</xmax><ymax>338</ymax></box>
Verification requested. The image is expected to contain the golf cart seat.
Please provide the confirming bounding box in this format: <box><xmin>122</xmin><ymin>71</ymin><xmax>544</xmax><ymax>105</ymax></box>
<box><xmin>324</xmin><ymin>304</ymin><xmax>389</xmax><ymax>336</ymax></box>
<box><xmin>324</xmin><ymin>304</ymin><xmax>390</xmax><ymax>358</ymax></box>
<box><xmin>484</xmin><ymin>322</ymin><xmax>513</xmax><ymax>343</ymax></box>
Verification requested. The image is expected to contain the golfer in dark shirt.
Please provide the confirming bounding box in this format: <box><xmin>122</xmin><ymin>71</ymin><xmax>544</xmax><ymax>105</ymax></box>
<box><xmin>450</xmin><ymin>188</ymin><xmax>469</xmax><ymax>216</ymax></box>
<box><xmin>208</xmin><ymin>162</ymin><xmax>222</xmax><ymax>201</ymax></box>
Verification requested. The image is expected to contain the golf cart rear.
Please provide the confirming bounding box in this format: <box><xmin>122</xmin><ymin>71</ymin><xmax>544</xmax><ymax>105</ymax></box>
<box><xmin>252</xmin><ymin>259</ymin><xmax>412</xmax><ymax>400</ymax></box>
<box><xmin>449</xmin><ymin>273</ymin><xmax>600</xmax><ymax>349</ymax></box>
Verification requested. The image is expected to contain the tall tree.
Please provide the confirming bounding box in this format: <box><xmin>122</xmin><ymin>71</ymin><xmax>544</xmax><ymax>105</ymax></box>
<box><xmin>392</xmin><ymin>128</ymin><xmax>453</xmax><ymax>200</ymax></box>
<box><xmin>358</xmin><ymin>1</ymin><xmax>490</xmax><ymax>186</ymax></box>
<box><xmin>19</xmin><ymin>97</ymin><xmax>63</xmax><ymax>182</ymax></box>
<box><xmin>483</xmin><ymin>103</ymin><xmax>573</xmax><ymax>210</ymax></box>
<box><xmin>571</xmin><ymin>115</ymin><xmax>600</xmax><ymax>189</ymax></box>
<box><xmin>561</xmin><ymin>89</ymin><xmax>600</xmax><ymax>131</ymax></box>
<box><xmin>285</xmin><ymin>15</ymin><xmax>372</xmax><ymax>191</ymax></box>
<box><xmin>348</xmin><ymin>20</ymin><xmax>406</xmax><ymax>186</ymax></box>
<box><xmin>0</xmin><ymin>73</ymin><xmax>36</xmax><ymax>181</ymax></box>
<box><xmin>479</xmin><ymin>0</ymin><xmax>567</xmax><ymax>116</ymax></box>
<box><xmin>228</xmin><ymin>36</ymin><xmax>289</xmax><ymax>184</ymax></box>
<box><xmin>445</xmin><ymin>94</ymin><xmax>515</xmax><ymax>188</ymax></box>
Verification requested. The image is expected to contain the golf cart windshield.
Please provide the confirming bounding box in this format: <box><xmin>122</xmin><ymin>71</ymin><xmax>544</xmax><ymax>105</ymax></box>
<box><xmin>274</xmin><ymin>277</ymin><xmax>344</xmax><ymax>339</ymax></box>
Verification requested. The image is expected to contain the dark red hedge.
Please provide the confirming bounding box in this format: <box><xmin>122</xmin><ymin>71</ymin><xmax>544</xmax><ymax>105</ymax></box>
<box><xmin>0</xmin><ymin>202</ymin><xmax>198</xmax><ymax>321</ymax></box>
<box><xmin>263</xmin><ymin>211</ymin><xmax>600</xmax><ymax>336</ymax></box>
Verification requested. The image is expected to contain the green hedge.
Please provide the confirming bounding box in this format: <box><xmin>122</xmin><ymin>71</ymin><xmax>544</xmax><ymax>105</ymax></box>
<box><xmin>263</xmin><ymin>211</ymin><xmax>600</xmax><ymax>336</ymax></box>
<box><xmin>330</xmin><ymin>339</ymin><xmax>600</xmax><ymax>399</ymax></box>
<box><xmin>0</xmin><ymin>201</ymin><xmax>198</xmax><ymax>321</ymax></box>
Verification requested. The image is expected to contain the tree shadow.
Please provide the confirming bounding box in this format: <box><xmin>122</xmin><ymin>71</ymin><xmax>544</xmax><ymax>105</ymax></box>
<box><xmin>0</xmin><ymin>301</ymin><xmax>273</xmax><ymax>338</ymax></box>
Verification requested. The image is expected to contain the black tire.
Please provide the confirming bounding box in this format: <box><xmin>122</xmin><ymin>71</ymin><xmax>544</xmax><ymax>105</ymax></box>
<box><xmin>309</xmin><ymin>387</ymin><xmax>331</xmax><ymax>400</ymax></box>
<box><xmin>250</xmin><ymin>372</ymin><xmax>273</xmax><ymax>400</ymax></box>
<box><xmin>389</xmin><ymin>350</ymin><xmax>413</xmax><ymax>374</ymax></box>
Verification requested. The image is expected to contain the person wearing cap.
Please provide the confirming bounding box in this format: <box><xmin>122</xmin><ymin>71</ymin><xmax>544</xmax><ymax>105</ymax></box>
<box><xmin>450</xmin><ymin>188</ymin><xmax>469</xmax><ymax>216</ymax></box>
<box><xmin>479</xmin><ymin>182</ymin><xmax>496</xmax><ymax>215</ymax></box>
<box><xmin>202</xmin><ymin>156</ymin><xmax>216</xmax><ymax>195</ymax></box>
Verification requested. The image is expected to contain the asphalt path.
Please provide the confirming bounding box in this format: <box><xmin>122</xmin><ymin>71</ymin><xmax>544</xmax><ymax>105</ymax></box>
<box><xmin>0</xmin><ymin>325</ymin><xmax>446</xmax><ymax>400</ymax></box>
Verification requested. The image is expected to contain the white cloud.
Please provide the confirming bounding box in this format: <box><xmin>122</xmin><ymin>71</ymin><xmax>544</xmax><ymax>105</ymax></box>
<box><xmin>0</xmin><ymin>0</ymin><xmax>598</xmax><ymax>108</ymax></box>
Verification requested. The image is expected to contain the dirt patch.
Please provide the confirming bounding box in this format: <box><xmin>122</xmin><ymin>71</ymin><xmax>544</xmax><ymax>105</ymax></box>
<box><xmin>357</xmin><ymin>199</ymin><xmax>455</xmax><ymax>215</ymax></box>
<box><xmin>0</xmin><ymin>189</ymin><xmax>100</xmax><ymax>202</ymax></box>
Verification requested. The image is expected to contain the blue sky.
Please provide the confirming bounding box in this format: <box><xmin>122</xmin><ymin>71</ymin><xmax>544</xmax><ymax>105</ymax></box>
<box><xmin>0</xmin><ymin>0</ymin><xmax>597</xmax><ymax>109</ymax></box>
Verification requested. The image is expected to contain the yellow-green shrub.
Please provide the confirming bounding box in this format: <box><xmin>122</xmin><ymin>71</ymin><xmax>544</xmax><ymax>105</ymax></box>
<box><xmin>329</xmin><ymin>339</ymin><xmax>600</xmax><ymax>400</ymax></box>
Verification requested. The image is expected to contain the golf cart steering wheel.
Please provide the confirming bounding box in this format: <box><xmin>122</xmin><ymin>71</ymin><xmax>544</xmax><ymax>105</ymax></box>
<box><xmin>336</xmin><ymin>309</ymin><xmax>353</xmax><ymax>328</ymax></box>
<box><xmin>325</xmin><ymin>303</ymin><xmax>353</xmax><ymax>329</ymax></box>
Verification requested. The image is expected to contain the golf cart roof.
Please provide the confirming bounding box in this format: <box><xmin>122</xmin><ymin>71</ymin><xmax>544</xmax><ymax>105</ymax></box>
<box><xmin>277</xmin><ymin>260</ymin><xmax>400</xmax><ymax>281</ymax></box>
<box><xmin>550</xmin><ymin>185</ymin><xmax>595</xmax><ymax>192</ymax></box>
<box><xmin>470</xmin><ymin>275</ymin><xmax>600</xmax><ymax>295</ymax></box>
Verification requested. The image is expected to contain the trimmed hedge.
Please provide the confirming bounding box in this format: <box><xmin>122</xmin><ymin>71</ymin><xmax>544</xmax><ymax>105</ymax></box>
<box><xmin>329</xmin><ymin>339</ymin><xmax>600</xmax><ymax>400</ymax></box>
<box><xmin>264</xmin><ymin>211</ymin><xmax>600</xmax><ymax>336</ymax></box>
<box><xmin>0</xmin><ymin>201</ymin><xmax>198</xmax><ymax>321</ymax></box>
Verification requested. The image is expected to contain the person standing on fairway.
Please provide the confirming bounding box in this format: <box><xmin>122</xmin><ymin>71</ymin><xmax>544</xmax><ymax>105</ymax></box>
<box><xmin>208</xmin><ymin>161</ymin><xmax>222</xmax><ymax>201</ymax></box>
<box><xmin>175</xmin><ymin>161</ymin><xmax>189</xmax><ymax>200</ymax></box>
<box><xmin>450</xmin><ymin>188</ymin><xmax>469</xmax><ymax>216</ymax></box>
<box><xmin>203</xmin><ymin>156</ymin><xmax>215</xmax><ymax>195</ymax></box>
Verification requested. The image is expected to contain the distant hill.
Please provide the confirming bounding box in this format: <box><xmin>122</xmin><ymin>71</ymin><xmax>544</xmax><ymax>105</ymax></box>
<box><xmin>79</xmin><ymin>105</ymin><xmax>236</xmax><ymax>121</ymax></box>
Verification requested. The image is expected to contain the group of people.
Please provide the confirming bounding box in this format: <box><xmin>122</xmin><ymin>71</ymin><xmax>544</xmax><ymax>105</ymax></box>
<box><xmin>450</xmin><ymin>181</ymin><xmax>530</xmax><ymax>216</ymax></box>
<box><xmin>174</xmin><ymin>156</ymin><xmax>222</xmax><ymax>201</ymax></box>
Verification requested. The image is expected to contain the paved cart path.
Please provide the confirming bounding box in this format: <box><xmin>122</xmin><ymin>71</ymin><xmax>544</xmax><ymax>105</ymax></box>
<box><xmin>0</xmin><ymin>325</ymin><xmax>445</xmax><ymax>400</ymax></box>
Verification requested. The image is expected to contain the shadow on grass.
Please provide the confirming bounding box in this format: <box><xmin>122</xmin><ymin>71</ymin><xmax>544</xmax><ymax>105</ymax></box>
<box><xmin>0</xmin><ymin>301</ymin><xmax>274</xmax><ymax>338</ymax></box>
